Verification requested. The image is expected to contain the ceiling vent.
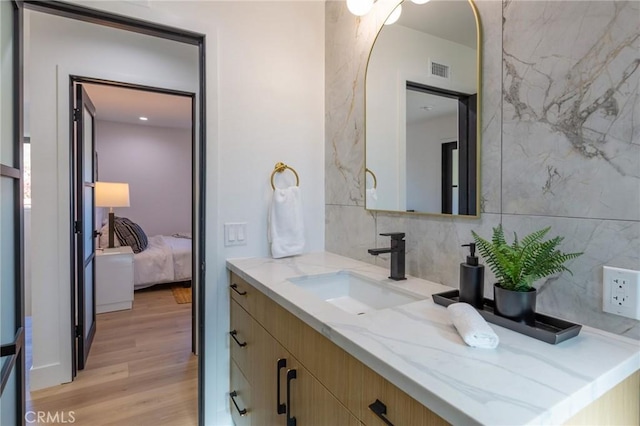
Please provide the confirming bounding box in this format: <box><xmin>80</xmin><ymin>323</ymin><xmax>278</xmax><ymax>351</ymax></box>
<box><xmin>429</xmin><ymin>60</ymin><xmax>450</xmax><ymax>80</ymax></box>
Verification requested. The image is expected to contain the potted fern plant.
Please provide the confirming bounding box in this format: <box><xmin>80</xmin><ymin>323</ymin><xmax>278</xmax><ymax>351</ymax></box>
<box><xmin>471</xmin><ymin>225</ymin><xmax>582</xmax><ymax>326</ymax></box>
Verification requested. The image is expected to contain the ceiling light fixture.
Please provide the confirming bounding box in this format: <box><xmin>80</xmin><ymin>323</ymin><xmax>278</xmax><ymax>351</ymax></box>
<box><xmin>384</xmin><ymin>4</ymin><xmax>402</xmax><ymax>25</ymax></box>
<box><xmin>347</xmin><ymin>0</ymin><xmax>374</xmax><ymax>16</ymax></box>
<box><xmin>346</xmin><ymin>0</ymin><xmax>414</xmax><ymax>24</ymax></box>
<box><xmin>139</xmin><ymin>117</ymin><xmax>148</xmax><ymax>121</ymax></box>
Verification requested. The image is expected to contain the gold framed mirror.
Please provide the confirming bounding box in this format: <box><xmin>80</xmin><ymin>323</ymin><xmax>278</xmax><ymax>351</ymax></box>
<box><xmin>365</xmin><ymin>0</ymin><xmax>481</xmax><ymax>217</ymax></box>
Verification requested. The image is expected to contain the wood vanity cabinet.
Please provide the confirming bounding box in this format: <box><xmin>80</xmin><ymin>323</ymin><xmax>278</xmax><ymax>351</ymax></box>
<box><xmin>229</xmin><ymin>271</ymin><xmax>446</xmax><ymax>426</ymax></box>
<box><xmin>361</xmin><ymin>366</ymin><xmax>447</xmax><ymax>426</ymax></box>
<box><xmin>230</xmin><ymin>359</ymin><xmax>251</xmax><ymax>426</ymax></box>
<box><xmin>229</xmin><ymin>272</ymin><xmax>359</xmax><ymax>426</ymax></box>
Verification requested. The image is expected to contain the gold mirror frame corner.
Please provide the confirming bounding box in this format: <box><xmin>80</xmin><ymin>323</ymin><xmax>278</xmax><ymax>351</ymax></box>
<box><xmin>363</xmin><ymin>0</ymin><xmax>483</xmax><ymax>219</ymax></box>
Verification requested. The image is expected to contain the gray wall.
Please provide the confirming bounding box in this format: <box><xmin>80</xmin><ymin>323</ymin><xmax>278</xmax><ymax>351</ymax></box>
<box><xmin>325</xmin><ymin>0</ymin><xmax>639</xmax><ymax>339</ymax></box>
<box><xmin>96</xmin><ymin>120</ymin><xmax>192</xmax><ymax>237</ymax></box>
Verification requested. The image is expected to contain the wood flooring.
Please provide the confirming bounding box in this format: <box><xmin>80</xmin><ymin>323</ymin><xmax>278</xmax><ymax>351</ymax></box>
<box><xmin>26</xmin><ymin>287</ymin><xmax>198</xmax><ymax>426</ymax></box>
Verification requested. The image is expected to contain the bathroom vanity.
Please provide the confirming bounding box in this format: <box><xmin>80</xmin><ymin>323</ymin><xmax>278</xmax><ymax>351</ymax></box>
<box><xmin>227</xmin><ymin>252</ymin><xmax>639</xmax><ymax>425</ymax></box>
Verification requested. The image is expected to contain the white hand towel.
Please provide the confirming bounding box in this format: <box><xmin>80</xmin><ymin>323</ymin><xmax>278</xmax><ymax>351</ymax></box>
<box><xmin>268</xmin><ymin>186</ymin><xmax>305</xmax><ymax>259</ymax></box>
<box><xmin>366</xmin><ymin>188</ymin><xmax>378</xmax><ymax>209</ymax></box>
<box><xmin>447</xmin><ymin>302</ymin><xmax>499</xmax><ymax>349</ymax></box>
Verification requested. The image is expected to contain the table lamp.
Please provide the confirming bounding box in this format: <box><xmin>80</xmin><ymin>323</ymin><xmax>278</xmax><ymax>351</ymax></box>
<box><xmin>95</xmin><ymin>182</ymin><xmax>130</xmax><ymax>248</ymax></box>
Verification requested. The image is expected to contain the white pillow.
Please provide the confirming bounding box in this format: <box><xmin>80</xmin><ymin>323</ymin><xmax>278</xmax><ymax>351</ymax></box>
<box><xmin>99</xmin><ymin>224</ymin><xmax>121</xmax><ymax>248</ymax></box>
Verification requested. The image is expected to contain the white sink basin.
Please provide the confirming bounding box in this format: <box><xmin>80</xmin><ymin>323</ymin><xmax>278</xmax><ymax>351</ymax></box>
<box><xmin>288</xmin><ymin>271</ymin><xmax>423</xmax><ymax>315</ymax></box>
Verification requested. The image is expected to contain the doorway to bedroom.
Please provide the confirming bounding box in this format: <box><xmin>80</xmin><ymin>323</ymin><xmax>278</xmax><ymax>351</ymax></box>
<box><xmin>82</xmin><ymin>79</ymin><xmax>196</xmax><ymax>354</ymax></box>
<box><xmin>27</xmin><ymin>79</ymin><xmax>199</xmax><ymax>424</ymax></box>
<box><xmin>23</xmin><ymin>3</ymin><xmax>205</xmax><ymax>422</ymax></box>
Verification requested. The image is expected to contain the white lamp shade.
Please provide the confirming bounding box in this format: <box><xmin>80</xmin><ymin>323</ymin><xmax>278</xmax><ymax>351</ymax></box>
<box><xmin>95</xmin><ymin>182</ymin><xmax>130</xmax><ymax>208</ymax></box>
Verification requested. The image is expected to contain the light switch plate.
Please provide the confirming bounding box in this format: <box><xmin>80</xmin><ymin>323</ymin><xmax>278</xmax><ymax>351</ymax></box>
<box><xmin>224</xmin><ymin>223</ymin><xmax>247</xmax><ymax>247</ymax></box>
<box><xmin>603</xmin><ymin>266</ymin><xmax>640</xmax><ymax>320</ymax></box>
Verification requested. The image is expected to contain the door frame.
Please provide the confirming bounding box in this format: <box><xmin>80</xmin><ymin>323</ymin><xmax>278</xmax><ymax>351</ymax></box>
<box><xmin>405</xmin><ymin>81</ymin><xmax>477</xmax><ymax>215</ymax></box>
<box><xmin>1</xmin><ymin>1</ymin><xmax>25</xmax><ymax>424</ymax></box>
<box><xmin>68</xmin><ymin>76</ymin><xmax>198</xmax><ymax>371</ymax></box>
<box><xmin>21</xmin><ymin>2</ymin><xmax>207</xmax><ymax>424</ymax></box>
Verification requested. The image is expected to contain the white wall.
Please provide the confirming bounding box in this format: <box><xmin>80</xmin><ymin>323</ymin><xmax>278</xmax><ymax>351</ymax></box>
<box><xmin>367</xmin><ymin>24</ymin><xmax>476</xmax><ymax>211</ymax></box>
<box><xmin>29</xmin><ymin>9</ymin><xmax>199</xmax><ymax>391</ymax></box>
<box><xmin>406</xmin><ymin>112</ymin><xmax>457</xmax><ymax>212</ymax></box>
<box><xmin>28</xmin><ymin>2</ymin><xmax>325</xmax><ymax>425</ymax></box>
<box><xmin>96</xmin><ymin>120</ymin><xmax>192</xmax><ymax>237</ymax></box>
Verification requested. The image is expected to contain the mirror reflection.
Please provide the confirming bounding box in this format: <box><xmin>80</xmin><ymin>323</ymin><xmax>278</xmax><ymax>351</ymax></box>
<box><xmin>365</xmin><ymin>0</ymin><xmax>479</xmax><ymax>216</ymax></box>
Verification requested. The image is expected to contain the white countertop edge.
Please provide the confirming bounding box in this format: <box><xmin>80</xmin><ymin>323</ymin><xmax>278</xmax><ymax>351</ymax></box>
<box><xmin>226</xmin><ymin>262</ymin><xmax>479</xmax><ymax>424</ymax></box>
<box><xmin>529</xmin><ymin>357</ymin><xmax>640</xmax><ymax>425</ymax></box>
<box><xmin>226</xmin><ymin>254</ymin><xmax>640</xmax><ymax>426</ymax></box>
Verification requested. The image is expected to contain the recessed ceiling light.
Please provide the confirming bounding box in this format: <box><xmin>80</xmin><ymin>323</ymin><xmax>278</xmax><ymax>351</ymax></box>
<box><xmin>139</xmin><ymin>117</ymin><xmax>148</xmax><ymax>121</ymax></box>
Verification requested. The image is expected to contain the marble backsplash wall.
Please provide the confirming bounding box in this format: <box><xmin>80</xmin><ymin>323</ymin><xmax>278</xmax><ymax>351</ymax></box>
<box><xmin>325</xmin><ymin>0</ymin><xmax>640</xmax><ymax>338</ymax></box>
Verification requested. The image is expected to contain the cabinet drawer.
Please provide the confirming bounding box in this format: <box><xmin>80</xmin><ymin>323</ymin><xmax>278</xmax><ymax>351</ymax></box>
<box><xmin>230</xmin><ymin>299</ymin><xmax>252</xmax><ymax>379</ymax></box>
<box><xmin>229</xmin><ymin>272</ymin><xmax>252</xmax><ymax>313</ymax></box>
<box><xmin>282</xmin><ymin>309</ymin><xmax>363</xmax><ymax>418</ymax></box>
<box><xmin>362</xmin><ymin>366</ymin><xmax>448</xmax><ymax>426</ymax></box>
<box><xmin>252</xmin><ymin>286</ymin><xmax>363</xmax><ymax>418</ymax></box>
<box><xmin>230</xmin><ymin>360</ymin><xmax>251</xmax><ymax>426</ymax></box>
<box><xmin>289</xmin><ymin>361</ymin><xmax>360</xmax><ymax>426</ymax></box>
<box><xmin>249</xmin><ymin>318</ymin><xmax>290</xmax><ymax>426</ymax></box>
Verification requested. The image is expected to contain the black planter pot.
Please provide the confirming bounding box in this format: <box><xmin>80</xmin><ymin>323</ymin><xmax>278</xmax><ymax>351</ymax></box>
<box><xmin>493</xmin><ymin>284</ymin><xmax>537</xmax><ymax>326</ymax></box>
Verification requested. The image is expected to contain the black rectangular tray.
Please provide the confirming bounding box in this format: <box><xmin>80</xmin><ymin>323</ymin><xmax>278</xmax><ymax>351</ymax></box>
<box><xmin>432</xmin><ymin>290</ymin><xmax>582</xmax><ymax>344</ymax></box>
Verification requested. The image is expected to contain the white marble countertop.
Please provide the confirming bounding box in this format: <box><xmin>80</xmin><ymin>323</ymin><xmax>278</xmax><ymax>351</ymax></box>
<box><xmin>226</xmin><ymin>252</ymin><xmax>640</xmax><ymax>426</ymax></box>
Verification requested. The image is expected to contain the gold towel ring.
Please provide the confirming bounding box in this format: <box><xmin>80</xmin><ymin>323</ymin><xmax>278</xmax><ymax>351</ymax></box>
<box><xmin>365</xmin><ymin>168</ymin><xmax>377</xmax><ymax>189</ymax></box>
<box><xmin>270</xmin><ymin>162</ymin><xmax>300</xmax><ymax>190</ymax></box>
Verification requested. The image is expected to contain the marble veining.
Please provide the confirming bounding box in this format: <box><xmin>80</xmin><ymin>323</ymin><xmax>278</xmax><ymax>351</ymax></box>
<box><xmin>502</xmin><ymin>215</ymin><xmax>640</xmax><ymax>339</ymax></box>
<box><xmin>325</xmin><ymin>204</ymin><xmax>377</xmax><ymax>263</ymax></box>
<box><xmin>324</xmin><ymin>0</ymin><xmax>640</xmax><ymax>339</ymax></box>
<box><xmin>325</xmin><ymin>0</ymin><xmax>407</xmax><ymax>207</ymax></box>
<box><xmin>476</xmin><ymin>0</ymin><xmax>503</xmax><ymax>214</ymax></box>
<box><xmin>227</xmin><ymin>252</ymin><xmax>640</xmax><ymax>426</ymax></box>
<box><xmin>501</xmin><ymin>0</ymin><xmax>639</xmax><ymax>220</ymax></box>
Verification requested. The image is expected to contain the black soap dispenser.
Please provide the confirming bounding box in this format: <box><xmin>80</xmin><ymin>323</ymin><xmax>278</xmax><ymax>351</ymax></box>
<box><xmin>459</xmin><ymin>243</ymin><xmax>484</xmax><ymax>309</ymax></box>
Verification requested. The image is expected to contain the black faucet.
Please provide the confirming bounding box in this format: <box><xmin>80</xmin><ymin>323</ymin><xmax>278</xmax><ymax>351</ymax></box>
<box><xmin>368</xmin><ymin>232</ymin><xmax>406</xmax><ymax>281</ymax></box>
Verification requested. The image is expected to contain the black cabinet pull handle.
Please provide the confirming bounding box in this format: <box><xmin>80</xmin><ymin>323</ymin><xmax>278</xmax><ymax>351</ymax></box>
<box><xmin>229</xmin><ymin>390</ymin><xmax>247</xmax><ymax>416</ymax></box>
<box><xmin>286</xmin><ymin>369</ymin><xmax>297</xmax><ymax>426</ymax></box>
<box><xmin>276</xmin><ymin>358</ymin><xmax>287</xmax><ymax>414</ymax></box>
<box><xmin>369</xmin><ymin>399</ymin><xmax>394</xmax><ymax>426</ymax></box>
<box><xmin>229</xmin><ymin>330</ymin><xmax>247</xmax><ymax>347</ymax></box>
<box><xmin>230</xmin><ymin>283</ymin><xmax>247</xmax><ymax>296</ymax></box>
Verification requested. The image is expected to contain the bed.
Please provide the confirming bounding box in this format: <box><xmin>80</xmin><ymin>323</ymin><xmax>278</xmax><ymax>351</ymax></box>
<box><xmin>133</xmin><ymin>234</ymin><xmax>192</xmax><ymax>289</ymax></box>
<box><xmin>98</xmin><ymin>218</ymin><xmax>192</xmax><ymax>290</ymax></box>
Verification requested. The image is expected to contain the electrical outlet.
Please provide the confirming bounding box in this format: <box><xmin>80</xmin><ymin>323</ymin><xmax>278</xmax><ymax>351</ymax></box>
<box><xmin>224</xmin><ymin>223</ymin><xmax>247</xmax><ymax>247</ymax></box>
<box><xmin>603</xmin><ymin>266</ymin><xmax>640</xmax><ymax>320</ymax></box>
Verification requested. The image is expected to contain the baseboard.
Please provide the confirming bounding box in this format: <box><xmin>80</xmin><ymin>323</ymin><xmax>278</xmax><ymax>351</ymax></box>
<box><xmin>96</xmin><ymin>301</ymin><xmax>132</xmax><ymax>314</ymax></box>
<box><xmin>29</xmin><ymin>362</ymin><xmax>70</xmax><ymax>391</ymax></box>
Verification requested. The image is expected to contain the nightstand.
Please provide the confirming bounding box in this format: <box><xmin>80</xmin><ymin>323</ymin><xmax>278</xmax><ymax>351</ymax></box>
<box><xmin>96</xmin><ymin>246</ymin><xmax>134</xmax><ymax>314</ymax></box>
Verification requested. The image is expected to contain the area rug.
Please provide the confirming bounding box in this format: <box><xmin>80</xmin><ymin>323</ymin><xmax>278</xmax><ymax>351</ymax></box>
<box><xmin>171</xmin><ymin>285</ymin><xmax>192</xmax><ymax>304</ymax></box>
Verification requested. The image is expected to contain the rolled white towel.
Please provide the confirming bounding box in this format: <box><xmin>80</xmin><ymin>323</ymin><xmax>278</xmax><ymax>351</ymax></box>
<box><xmin>447</xmin><ymin>302</ymin><xmax>499</xmax><ymax>349</ymax></box>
